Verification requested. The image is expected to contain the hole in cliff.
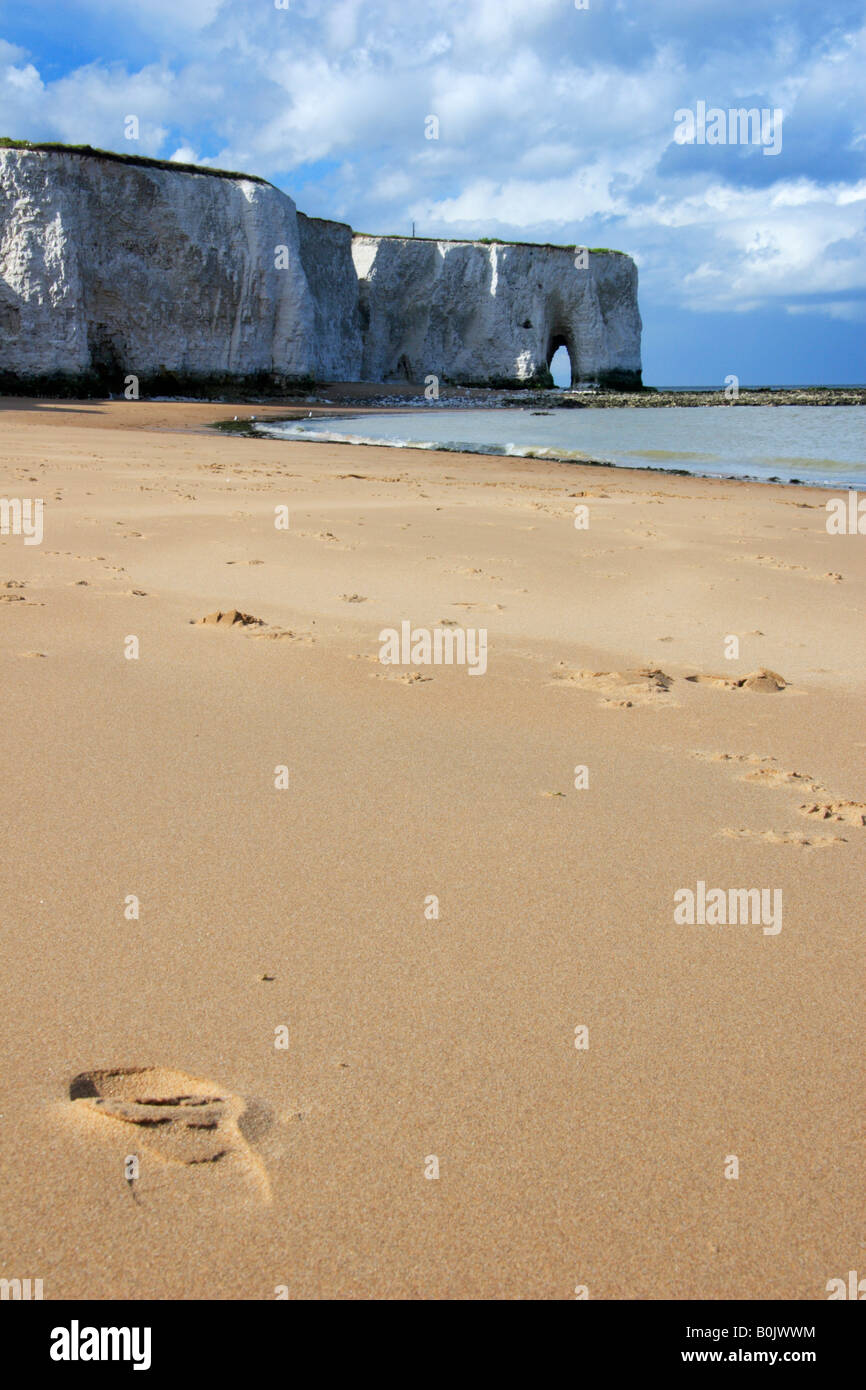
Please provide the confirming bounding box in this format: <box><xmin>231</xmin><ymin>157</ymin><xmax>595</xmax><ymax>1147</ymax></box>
<box><xmin>390</xmin><ymin>353</ymin><xmax>413</xmax><ymax>383</ymax></box>
<box><xmin>549</xmin><ymin>343</ymin><xmax>572</xmax><ymax>389</ymax></box>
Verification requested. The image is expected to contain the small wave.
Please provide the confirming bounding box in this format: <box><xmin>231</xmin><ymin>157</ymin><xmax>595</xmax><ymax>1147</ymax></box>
<box><xmin>257</xmin><ymin>423</ymin><xmax>606</xmax><ymax>464</ymax></box>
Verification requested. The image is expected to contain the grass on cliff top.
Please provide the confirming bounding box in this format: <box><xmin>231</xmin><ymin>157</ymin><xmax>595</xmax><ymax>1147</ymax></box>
<box><xmin>0</xmin><ymin>138</ymin><xmax>271</xmax><ymax>186</ymax></box>
<box><xmin>476</xmin><ymin>236</ymin><xmax>624</xmax><ymax>254</ymax></box>
<box><xmin>354</xmin><ymin>230</ymin><xmax>625</xmax><ymax>254</ymax></box>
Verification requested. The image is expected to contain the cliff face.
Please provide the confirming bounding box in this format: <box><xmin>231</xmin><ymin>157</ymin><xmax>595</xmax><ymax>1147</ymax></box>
<box><xmin>0</xmin><ymin>147</ymin><xmax>316</xmax><ymax>383</ymax></box>
<box><xmin>352</xmin><ymin>235</ymin><xmax>642</xmax><ymax>387</ymax></box>
<box><xmin>296</xmin><ymin>213</ymin><xmax>363</xmax><ymax>381</ymax></box>
<box><xmin>0</xmin><ymin>147</ymin><xmax>642</xmax><ymax>390</ymax></box>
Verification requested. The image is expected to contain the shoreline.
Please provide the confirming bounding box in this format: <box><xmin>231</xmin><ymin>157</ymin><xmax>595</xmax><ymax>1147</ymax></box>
<box><xmin>249</xmin><ymin>418</ymin><xmax>850</xmax><ymax>489</ymax></box>
<box><xmin>242</xmin><ymin>400</ymin><xmax>863</xmax><ymax>491</ymax></box>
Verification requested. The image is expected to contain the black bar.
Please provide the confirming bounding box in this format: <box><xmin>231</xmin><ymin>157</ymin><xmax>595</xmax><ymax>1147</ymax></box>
<box><xmin>10</xmin><ymin>1298</ymin><xmax>860</xmax><ymax>1374</ymax></box>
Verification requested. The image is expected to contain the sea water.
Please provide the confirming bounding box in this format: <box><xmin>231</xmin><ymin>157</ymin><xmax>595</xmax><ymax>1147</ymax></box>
<box><xmin>258</xmin><ymin>404</ymin><xmax>866</xmax><ymax>488</ymax></box>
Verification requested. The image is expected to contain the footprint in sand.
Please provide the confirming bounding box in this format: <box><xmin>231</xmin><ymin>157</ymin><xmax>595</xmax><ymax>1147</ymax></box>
<box><xmin>721</xmin><ymin>827</ymin><xmax>846</xmax><ymax>849</ymax></box>
<box><xmin>736</xmin><ymin>555</ymin><xmax>843</xmax><ymax>582</ymax></box>
<box><xmin>685</xmin><ymin>669</ymin><xmax>787</xmax><ymax>693</ymax></box>
<box><xmin>800</xmin><ymin>801</ymin><xmax>866</xmax><ymax>828</ymax></box>
<box><xmin>746</xmin><ymin>554</ymin><xmax>808</xmax><ymax>573</ymax></box>
<box><xmin>692</xmin><ymin>752</ymin><xmax>865</xmax><ymax>837</ymax></box>
<box><xmin>68</xmin><ymin>1066</ymin><xmax>272</xmax><ymax>1199</ymax></box>
<box><xmin>194</xmin><ymin>609</ymin><xmax>264</xmax><ymax>627</ymax></box>
<box><xmin>691</xmin><ymin>751</ymin><xmax>824</xmax><ymax>792</ymax></box>
<box><xmin>251</xmin><ymin>628</ymin><xmax>315</xmax><ymax>644</ymax></box>
<box><xmin>451</xmin><ymin>601</ymin><xmax>506</xmax><ymax>613</ymax></box>
<box><xmin>741</xmin><ymin>766</ymin><xmax>823</xmax><ymax>791</ymax></box>
<box><xmin>447</xmin><ymin>566</ymin><xmax>504</xmax><ymax>581</ymax></box>
<box><xmin>372</xmin><ymin>669</ymin><xmax>432</xmax><ymax>685</ymax></box>
<box><xmin>295</xmin><ymin>530</ymin><xmax>354</xmax><ymax>550</ymax></box>
<box><xmin>193</xmin><ymin>610</ymin><xmax>314</xmax><ymax>642</ymax></box>
<box><xmin>550</xmin><ymin>666</ymin><xmax>677</xmax><ymax>708</ymax></box>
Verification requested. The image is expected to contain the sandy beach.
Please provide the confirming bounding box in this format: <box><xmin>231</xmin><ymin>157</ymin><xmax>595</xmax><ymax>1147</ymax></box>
<box><xmin>0</xmin><ymin>397</ymin><xmax>863</xmax><ymax>1300</ymax></box>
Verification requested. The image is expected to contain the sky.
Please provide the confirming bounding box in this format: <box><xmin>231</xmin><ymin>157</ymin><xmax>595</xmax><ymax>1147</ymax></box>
<box><xmin>1</xmin><ymin>0</ymin><xmax>864</xmax><ymax>386</ymax></box>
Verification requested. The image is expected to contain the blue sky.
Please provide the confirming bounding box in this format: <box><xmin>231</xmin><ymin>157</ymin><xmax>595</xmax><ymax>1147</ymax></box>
<box><xmin>1</xmin><ymin>0</ymin><xmax>864</xmax><ymax>385</ymax></box>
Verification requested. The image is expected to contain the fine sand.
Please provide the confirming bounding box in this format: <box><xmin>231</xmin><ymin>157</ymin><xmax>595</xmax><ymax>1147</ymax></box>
<box><xmin>0</xmin><ymin>397</ymin><xmax>863</xmax><ymax>1299</ymax></box>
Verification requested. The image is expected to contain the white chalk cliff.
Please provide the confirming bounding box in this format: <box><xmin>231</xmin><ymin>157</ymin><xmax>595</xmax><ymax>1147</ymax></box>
<box><xmin>0</xmin><ymin>147</ymin><xmax>641</xmax><ymax>389</ymax></box>
<box><xmin>353</xmin><ymin>234</ymin><xmax>641</xmax><ymax>387</ymax></box>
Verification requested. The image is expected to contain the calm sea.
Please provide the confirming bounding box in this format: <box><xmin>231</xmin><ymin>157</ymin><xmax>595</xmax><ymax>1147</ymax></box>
<box><xmin>258</xmin><ymin>405</ymin><xmax>866</xmax><ymax>488</ymax></box>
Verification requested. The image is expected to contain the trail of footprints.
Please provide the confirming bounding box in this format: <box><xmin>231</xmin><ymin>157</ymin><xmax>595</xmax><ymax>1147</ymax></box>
<box><xmin>691</xmin><ymin>751</ymin><xmax>866</xmax><ymax>848</ymax></box>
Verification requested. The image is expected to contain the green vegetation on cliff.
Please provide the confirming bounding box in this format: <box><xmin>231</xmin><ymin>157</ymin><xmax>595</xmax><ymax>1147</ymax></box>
<box><xmin>0</xmin><ymin>138</ymin><xmax>271</xmax><ymax>186</ymax></box>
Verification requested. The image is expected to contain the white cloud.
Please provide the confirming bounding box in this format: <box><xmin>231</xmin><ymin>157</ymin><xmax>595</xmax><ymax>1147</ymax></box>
<box><xmin>0</xmin><ymin>39</ymin><xmax>29</xmax><ymax>64</ymax></box>
<box><xmin>787</xmin><ymin>300</ymin><xmax>866</xmax><ymax>321</ymax></box>
<box><xmin>0</xmin><ymin>0</ymin><xmax>863</xmax><ymax>320</ymax></box>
